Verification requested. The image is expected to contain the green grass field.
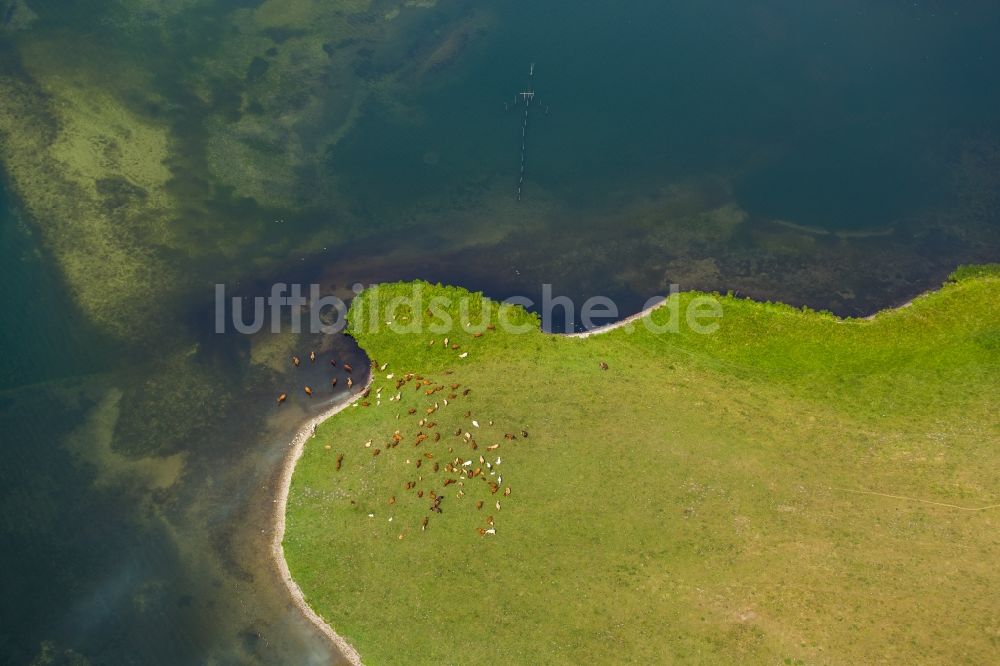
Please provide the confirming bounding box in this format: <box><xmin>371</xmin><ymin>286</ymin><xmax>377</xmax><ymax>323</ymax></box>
<box><xmin>285</xmin><ymin>267</ymin><xmax>1000</xmax><ymax>665</ymax></box>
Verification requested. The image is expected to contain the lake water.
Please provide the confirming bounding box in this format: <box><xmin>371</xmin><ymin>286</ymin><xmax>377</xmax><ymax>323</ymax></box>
<box><xmin>1</xmin><ymin>1</ymin><xmax>998</xmax><ymax>663</ymax></box>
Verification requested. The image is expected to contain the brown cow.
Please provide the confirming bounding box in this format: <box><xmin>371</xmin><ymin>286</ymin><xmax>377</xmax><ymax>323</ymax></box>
<box><xmin>344</xmin><ymin>363</ymin><xmax>353</xmax><ymax>373</ymax></box>
<box><xmin>304</xmin><ymin>386</ymin><xmax>313</xmax><ymax>397</ymax></box>
<box><xmin>309</xmin><ymin>351</ymin><xmax>316</xmax><ymax>363</ymax></box>
<box><xmin>277</xmin><ymin>393</ymin><xmax>287</xmax><ymax>404</ymax></box>
<box><xmin>292</xmin><ymin>356</ymin><xmax>301</xmax><ymax>367</ymax></box>
<box><xmin>335</xmin><ymin>454</ymin><xmax>344</xmax><ymax>471</ymax></box>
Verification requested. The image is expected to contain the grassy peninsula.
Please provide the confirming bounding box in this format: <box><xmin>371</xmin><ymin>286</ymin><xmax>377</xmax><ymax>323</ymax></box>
<box><xmin>285</xmin><ymin>268</ymin><xmax>999</xmax><ymax>665</ymax></box>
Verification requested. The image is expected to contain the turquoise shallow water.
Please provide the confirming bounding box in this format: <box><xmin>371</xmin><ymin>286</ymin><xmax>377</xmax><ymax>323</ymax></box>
<box><xmin>1</xmin><ymin>1</ymin><xmax>999</xmax><ymax>663</ymax></box>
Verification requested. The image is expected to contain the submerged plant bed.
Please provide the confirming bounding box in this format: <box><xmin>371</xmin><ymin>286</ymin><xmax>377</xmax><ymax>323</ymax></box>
<box><xmin>285</xmin><ymin>268</ymin><xmax>1000</xmax><ymax>665</ymax></box>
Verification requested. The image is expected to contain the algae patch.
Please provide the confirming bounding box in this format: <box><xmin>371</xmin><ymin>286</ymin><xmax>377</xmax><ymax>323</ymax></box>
<box><xmin>67</xmin><ymin>388</ymin><xmax>186</xmax><ymax>492</ymax></box>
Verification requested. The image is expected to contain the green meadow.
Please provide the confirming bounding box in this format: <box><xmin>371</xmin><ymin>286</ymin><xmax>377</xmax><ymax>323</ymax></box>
<box><xmin>286</xmin><ymin>268</ymin><xmax>1000</xmax><ymax>665</ymax></box>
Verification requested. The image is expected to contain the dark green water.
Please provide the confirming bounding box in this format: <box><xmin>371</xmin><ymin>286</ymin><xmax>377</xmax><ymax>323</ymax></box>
<box><xmin>1</xmin><ymin>1</ymin><xmax>998</xmax><ymax>663</ymax></box>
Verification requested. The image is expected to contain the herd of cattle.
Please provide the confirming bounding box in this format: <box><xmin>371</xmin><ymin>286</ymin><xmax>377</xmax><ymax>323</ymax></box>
<box><xmin>282</xmin><ymin>330</ymin><xmax>525</xmax><ymax>539</ymax></box>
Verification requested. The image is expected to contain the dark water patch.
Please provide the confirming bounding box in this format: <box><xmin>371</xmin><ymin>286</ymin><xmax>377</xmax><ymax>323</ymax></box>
<box><xmin>333</xmin><ymin>0</ymin><xmax>1000</xmax><ymax>234</ymax></box>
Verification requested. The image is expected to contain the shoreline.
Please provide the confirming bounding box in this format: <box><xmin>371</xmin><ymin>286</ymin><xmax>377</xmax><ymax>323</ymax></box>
<box><xmin>270</xmin><ymin>271</ymin><xmax>986</xmax><ymax>664</ymax></box>
<box><xmin>267</xmin><ymin>303</ymin><xmax>654</xmax><ymax>663</ymax></box>
<box><xmin>564</xmin><ymin>297</ymin><xmax>669</xmax><ymax>338</ymax></box>
<box><xmin>271</xmin><ymin>377</ymin><xmax>373</xmax><ymax>666</ymax></box>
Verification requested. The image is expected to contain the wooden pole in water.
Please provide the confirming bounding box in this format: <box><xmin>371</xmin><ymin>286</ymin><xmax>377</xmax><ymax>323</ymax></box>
<box><xmin>513</xmin><ymin>63</ymin><xmax>542</xmax><ymax>202</ymax></box>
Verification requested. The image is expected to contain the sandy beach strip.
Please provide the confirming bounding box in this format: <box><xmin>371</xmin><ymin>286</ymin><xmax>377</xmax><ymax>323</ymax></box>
<box><xmin>272</xmin><ymin>377</ymin><xmax>373</xmax><ymax>666</ymax></box>
<box><xmin>565</xmin><ymin>297</ymin><xmax>669</xmax><ymax>338</ymax></box>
